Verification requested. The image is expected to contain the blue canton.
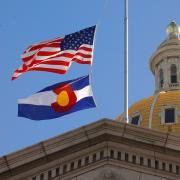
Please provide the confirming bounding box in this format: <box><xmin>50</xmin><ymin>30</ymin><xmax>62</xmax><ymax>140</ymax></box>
<box><xmin>61</xmin><ymin>26</ymin><xmax>96</xmax><ymax>51</ymax></box>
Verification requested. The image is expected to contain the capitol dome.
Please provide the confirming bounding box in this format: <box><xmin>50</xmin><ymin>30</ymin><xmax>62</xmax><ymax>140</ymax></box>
<box><xmin>117</xmin><ymin>21</ymin><xmax>180</xmax><ymax>135</ymax></box>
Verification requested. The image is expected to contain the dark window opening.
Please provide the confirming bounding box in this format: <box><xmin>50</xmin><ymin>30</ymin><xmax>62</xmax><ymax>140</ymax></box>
<box><xmin>85</xmin><ymin>156</ymin><xmax>89</xmax><ymax>165</ymax></box>
<box><xmin>169</xmin><ymin>164</ymin><xmax>172</xmax><ymax>172</ymax></box>
<box><xmin>171</xmin><ymin>75</ymin><xmax>177</xmax><ymax>83</ymax></box>
<box><xmin>63</xmin><ymin>165</ymin><xmax>67</xmax><ymax>174</ymax></box>
<box><xmin>148</xmin><ymin>159</ymin><xmax>151</xmax><ymax>168</ymax></box>
<box><xmin>55</xmin><ymin>168</ymin><xmax>60</xmax><ymax>176</ymax></box>
<box><xmin>48</xmin><ymin>171</ymin><xmax>52</xmax><ymax>180</ymax></box>
<box><xmin>40</xmin><ymin>174</ymin><xmax>44</xmax><ymax>180</ymax></box>
<box><xmin>78</xmin><ymin>159</ymin><xmax>81</xmax><ymax>168</ymax></box>
<box><xmin>131</xmin><ymin>115</ymin><xmax>140</xmax><ymax>125</ymax></box>
<box><xmin>100</xmin><ymin>151</ymin><xmax>104</xmax><ymax>160</ymax></box>
<box><xmin>117</xmin><ymin>151</ymin><xmax>121</xmax><ymax>160</ymax></box>
<box><xmin>140</xmin><ymin>157</ymin><xmax>144</xmax><ymax>166</ymax></box>
<box><xmin>176</xmin><ymin>166</ymin><xmax>179</xmax><ymax>174</ymax></box>
<box><xmin>70</xmin><ymin>162</ymin><xmax>74</xmax><ymax>170</ymax></box>
<box><xmin>93</xmin><ymin>153</ymin><xmax>96</xmax><ymax>162</ymax></box>
<box><xmin>165</xmin><ymin>108</ymin><xmax>175</xmax><ymax>123</ymax></box>
<box><xmin>155</xmin><ymin>160</ymin><xmax>159</xmax><ymax>169</ymax></box>
<box><xmin>32</xmin><ymin>177</ymin><xmax>36</xmax><ymax>180</ymax></box>
<box><xmin>171</xmin><ymin>64</ymin><xmax>177</xmax><ymax>83</ymax></box>
<box><xmin>159</xmin><ymin>69</ymin><xmax>164</xmax><ymax>88</ymax></box>
<box><xmin>132</xmin><ymin>155</ymin><xmax>136</xmax><ymax>164</ymax></box>
<box><xmin>125</xmin><ymin>153</ymin><xmax>129</xmax><ymax>162</ymax></box>
<box><xmin>110</xmin><ymin>150</ymin><xmax>114</xmax><ymax>159</ymax></box>
<box><xmin>162</xmin><ymin>162</ymin><xmax>166</xmax><ymax>170</ymax></box>
<box><xmin>160</xmin><ymin>80</ymin><xmax>164</xmax><ymax>88</ymax></box>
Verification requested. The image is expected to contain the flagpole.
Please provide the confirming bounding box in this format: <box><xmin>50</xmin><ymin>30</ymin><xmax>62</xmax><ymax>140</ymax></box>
<box><xmin>124</xmin><ymin>0</ymin><xmax>129</xmax><ymax>123</ymax></box>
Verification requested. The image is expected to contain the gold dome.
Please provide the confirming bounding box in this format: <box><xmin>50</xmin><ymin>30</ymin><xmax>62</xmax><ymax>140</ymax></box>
<box><xmin>117</xmin><ymin>90</ymin><xmax>180</xmax><ymax>135</ymax></box>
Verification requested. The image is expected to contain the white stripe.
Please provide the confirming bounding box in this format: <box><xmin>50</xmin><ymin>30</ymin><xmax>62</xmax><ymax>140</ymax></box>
<box><xmin>35</xmin><ymin>49</ymin><xmax>76</xmax><ymax>60</ymax></box>
<box><xmin>35</xmin><ymin>52</ymin><xmax>62</xmax><ymax>60</ymax></box>
<box><xmin>13</xmin><ymin>72</ymin><xmax>22</xmax><ymax>78</ymax></box>
<box><xmin>16</xmin><ymin>64</ymin><xmax>24</xmax><ymax>70</ymax></box>
<box><xmin>48</xmin><ymin>56</ymin><xmax>72</xmax><ymax>61</ymax></box>
<box><xmin>73</xmin><ymin>55</ymin><xmax>92</xmax><ymax>62</ymax></box>
<box><xmin>18</xmin><ymin>91</ymin><xmax>56</xmax><ymax>106</ymax></box>
<box><xmin>18</xmin><ymin>85</ymin><xmax>92</xmax><ymax>106</ymax></box>
<box><xmin>60</xmin><ymin>49</ymin><xmax>76</xmax><ymax>54</ymax></box>
<box><xmin>21</xmin><ymin>50</ymin><xmax>38</xmax><ymax>58</ymax></box>
<box><xmin>76</xmin><ymin>49</ymin><xmax>92</xmax><ymax>54</ymax></box>
<box><xmin>80</xmin><ymin>44</ymin><xmax>93</xmax><ymax>48</ymax></box>
<box><xmin>25</xmin><ymin>58</ymin><xmax>35</xmax><ymax>66</ymax></box>
<box><xmin>25</xmin><ymin>53</ymin><xmax>73</xmax><ymax>67</ymax></box>
<box><xmin>75</xmin><ymin>85</ymin><xmax>92</xmax><ymax>102</ymax></box>
<box><xmin>29</xmin><ymin>64</ymin><xmax>70</xmax><ymax>70</ymax></box>
<box><xmin>39</xmin><ymin>47</ymin><xmax>60</xmax><ymax>52</ymax></box>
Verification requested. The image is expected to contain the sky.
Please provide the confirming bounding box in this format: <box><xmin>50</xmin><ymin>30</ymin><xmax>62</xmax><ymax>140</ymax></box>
<box><xmin>0</xmin><ymin>0</ymin><xmax>180</xmax><ymax>156</ymax></box>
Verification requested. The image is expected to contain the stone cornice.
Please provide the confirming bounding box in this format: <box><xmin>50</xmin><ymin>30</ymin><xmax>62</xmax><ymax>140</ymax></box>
<box><xmin>1</xmin><ymin>118</ymin><xmax>180</xmax><ymax>177</ymax></box>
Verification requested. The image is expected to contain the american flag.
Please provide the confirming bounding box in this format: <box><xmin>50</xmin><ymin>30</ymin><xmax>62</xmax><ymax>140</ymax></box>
<box><xmin>12</xmin><ymin>26</ymin><xmax>96</xmax><ymax>80</ymax></box>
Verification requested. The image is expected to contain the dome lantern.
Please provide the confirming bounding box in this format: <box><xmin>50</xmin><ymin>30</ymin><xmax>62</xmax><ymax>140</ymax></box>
<box><xmin>149</xmin><ymin>21</ymin><xmax>180</xmax><ymax>93</ymax></box>
<box><xmin>166</xmin><ymin>21</ymin><xmax>179</xmax><ymax>39</ymax></box>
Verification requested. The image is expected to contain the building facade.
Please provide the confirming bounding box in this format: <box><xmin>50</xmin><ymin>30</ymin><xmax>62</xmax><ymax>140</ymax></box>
<box><xmin>1</xmin><ymin>119</ymin><xmax>180</xmax><ymax>180</ymax></box>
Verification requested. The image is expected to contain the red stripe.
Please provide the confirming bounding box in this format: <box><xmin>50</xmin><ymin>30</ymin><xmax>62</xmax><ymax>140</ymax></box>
<box><xmin>75</xmin><ymin>52</ymin><xmax>92</xmax><ymax>58</ymax></box>
<box><xmin>14</xmin><ymin>69</ymin><xmax>25</xmax><ymax>73</ymax></box>
<box><xmin>58</xmin><ymin>52</ymin><xmax>74</xmax><ymax>58</ymax></box>
<box><xmin>78</xmin><ymin>46</ymin><xmax>92</xmax><ymax>52</ymax></box>
<box><xmin>13</xmin><ymin>64</ymin><xmax>27</xmax><ymax>73</ymax></box>
<box><xmin>27</xmin><ymin>67</ymin><xmax>67</xmax><ymax>74</ymax></box>
<box><xmin>31</xmin><ymin>60</ymin><xmax>70</xmax><ymax>66</ymax></box>
<box><xmin>72</xmin><ymin>58</ymin><xmax>91</xmax><ymax>64</ymax></box>
<box><xmin>40</xmin><ymin>61</ymin><xmax>70</xmax><ymax>66</ymax></box>
<box><xmin>37</xmin><ymin>52</ymin><xmax>74</xmax><ymax>59</ymax></box>
<box><xmin>44</xmin><ymin>42</ymin><xmax>61</xmax><ymax>47</ymax></box>
<box><xmin>12</xmin><ymin>74</ymin><xmax>22</xmax><ymax>80</ymax></box>
<box><xmin>22</xmin><ymin>55</ymin><xmax>35</xmax><ymax>62</ymax></box>
<box><xmin>27</xmin><ymin>44</ymin><xmax>46</xmax><ymax>51</ymax></box>
<box><xmin>37</xmin><ymin>51</ymin><xmax>60</xmax><ymax>56</ymax></box>
<box><xmin>12</xmin><ymin>76</ymin><xmax>17</xmax><ymax>80</ymax></box>
<box><xmin>40</xmin><ymin>38</ymin><xmax>64</xmax><ymax>44</ymax></box>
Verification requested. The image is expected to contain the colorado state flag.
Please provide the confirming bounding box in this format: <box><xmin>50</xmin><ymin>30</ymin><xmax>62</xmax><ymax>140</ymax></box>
<box><xmin>18</xmin><ymin>75</ymin><xmax>96</xmax><ymax>120</ymax></box>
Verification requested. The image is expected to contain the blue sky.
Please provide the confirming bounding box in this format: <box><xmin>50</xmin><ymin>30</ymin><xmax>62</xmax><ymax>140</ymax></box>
<box><xmin>0</xmin><ymin>0</ymin><xmax>180</xmax><ymax>156</ymax></box>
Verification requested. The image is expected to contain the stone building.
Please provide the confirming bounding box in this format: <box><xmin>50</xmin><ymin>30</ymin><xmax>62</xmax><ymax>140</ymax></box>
<box><xmin>1</xmin><ymin>22</ymin><xmax>180</xmax><ymax>180</ymax></box>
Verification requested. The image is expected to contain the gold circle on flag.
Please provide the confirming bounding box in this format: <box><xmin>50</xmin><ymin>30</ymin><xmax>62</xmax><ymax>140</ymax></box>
<box><xmin>57</xmin><ymin>90</ymin><xmax>69</xmax><ymax>107</ymax></box>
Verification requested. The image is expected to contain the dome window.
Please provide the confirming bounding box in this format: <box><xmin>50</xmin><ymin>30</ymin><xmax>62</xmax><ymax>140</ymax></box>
<box><xmin>165</xmin><ymin>108</ymin><xmax>175</xmax><ymax>123</ymax></box>
<box><xmin>161</xmin><ymin>106</ymin><xmax>177</xmax><ymax>124</ymax></box>
<box><xmin>170</xmin><ymin>64</ymin><xmax>177</xmax><ymax>83</ymax></box>
<box><xmin>159</xmin><ymin>69</ymin><xmax>164</xmax><ymax>88</ymax></box>
<box><xmin>131</xmin><ymin>114</ymin><xmax>140</xmax><ymax>125</ymax></box>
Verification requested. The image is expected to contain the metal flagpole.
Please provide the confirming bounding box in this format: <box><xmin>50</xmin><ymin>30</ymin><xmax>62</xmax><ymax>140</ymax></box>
<box><xmin>124</xmin><ymin>0</ymin><xmax>129</xmax><ymax>123</ymax></box>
